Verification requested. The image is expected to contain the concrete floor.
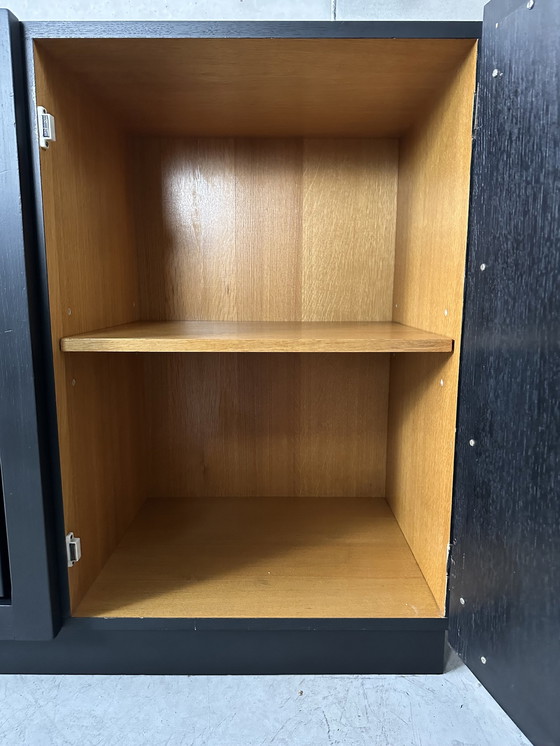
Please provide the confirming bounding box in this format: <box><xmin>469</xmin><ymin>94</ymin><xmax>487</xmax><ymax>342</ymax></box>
<box><xmin>0</xmin><ymin>651</ymin><xmax>530</xmax><ymax>745</ymax></box>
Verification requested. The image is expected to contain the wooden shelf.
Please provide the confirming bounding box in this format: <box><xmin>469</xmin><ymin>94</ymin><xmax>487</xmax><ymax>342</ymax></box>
<box><xmin>61</xmin><ymin>321</ymin><xmax>453</xmax><ymax>353</ymax></box>
<box><xmin>75</xmin><ymin>497</ymin><xmax>442</xmax><ymax>619</ymax></box>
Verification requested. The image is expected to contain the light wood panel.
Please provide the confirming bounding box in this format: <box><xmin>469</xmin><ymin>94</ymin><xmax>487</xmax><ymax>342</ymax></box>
<box><xmin>61</xmin><ymin>321</ymin><xmax>453</xmax><ymax>353</ymax></box>
<box><xmin>132</xmin><ymin>137</ymin><xmax>398</xmax><ymax>322</ymax></box>
<box><xmin>75</xmin><ymin>497</ymin><xmax>442</xmax><ymax>618</ymax></box>
<box><xmin>387</xmin><ymin>44</ymin><xmax>478</xmax><ymax>612</ymax></box>
<box><xmin>143</xmin><ymin>353</ymin><xmax>389</xmax><ymax>498</ymax></box>
<box><xmin>302</xmin><ymin>139</ymin><xmax>398</xmax><ymax>320</ymax></box>
<box><xmin>34</xmin><ymin>48</ymin><xmax>146</xmax><ymax>611</ymax></box>
<box><xmin>37</xmin><ymin>38</ymin><xmax>477</xmax><ymax>137</ymax></box>
<box><xmin>235</xmin><ymin>139</ymin><xmax>303</xmax><ymax>320</ymax></box>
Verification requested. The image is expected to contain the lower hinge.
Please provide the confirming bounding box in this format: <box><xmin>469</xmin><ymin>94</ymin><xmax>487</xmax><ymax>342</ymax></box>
<box><xmin>66</xmin><ymin>532</ymin><xmax>82</xmax><ymax>567</ymax></box>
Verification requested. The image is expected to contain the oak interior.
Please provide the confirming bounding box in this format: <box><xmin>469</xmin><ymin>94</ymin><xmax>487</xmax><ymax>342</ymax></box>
<box><xmin>35</xmin><ymin>37</ymin><xmax>477</xmax><ymax>619</ymax></box>
<box><xmin>76</xmin><ymin>498</ymin><xmax>441</xmax><ymax>619</ymax></box>
<box><xmin>36</xmin><ymin>37</ymin><xmax>476</xmax><ymax>138</ymax></box>
<box><xmin>61</xmin><ymin>321</ymin><xmax>453</xmax><ymax>353</ymax></box>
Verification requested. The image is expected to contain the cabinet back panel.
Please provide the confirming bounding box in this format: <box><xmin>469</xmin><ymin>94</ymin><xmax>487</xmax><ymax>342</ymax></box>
<box><xmin>36</xmin><ymin>38</ymin><xmax>477</xmax><ymax>138</ymax></box>
<box><xmin>387</xmin><ymin>44</ymin><xmax>478</xmax><ymax>611</ymax></box>
<box><xmin>131</xmin><ymin>137</ymin><xmax>398</xmax><ymax>322</ymax></box>
<box><xmin>34</xmin><ymin>49</ymin><xmax>146</xmax><ymax>611</ymax></box>
<box><xmin>144</xmin><ymin>353</ymin><xmax>389</xmax><ymax>498</ymax></box>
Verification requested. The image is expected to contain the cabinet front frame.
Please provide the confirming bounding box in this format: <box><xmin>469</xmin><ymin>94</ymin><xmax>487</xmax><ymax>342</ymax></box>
<box><xmin>0</xmin><ymin>15</ymin><xmax>481</xmax><ymax>669</ymax></box>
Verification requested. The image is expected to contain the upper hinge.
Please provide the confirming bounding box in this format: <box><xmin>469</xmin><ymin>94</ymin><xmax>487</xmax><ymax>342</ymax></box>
<box><xmin>66</xmin><ymin>532</ymin><xmax>81</xmax><ymax>567</ymax></box>
<box><xmin>37</xmin><ymin>106</ymin><xmax>56</xmax><ymax>150</ymax></box>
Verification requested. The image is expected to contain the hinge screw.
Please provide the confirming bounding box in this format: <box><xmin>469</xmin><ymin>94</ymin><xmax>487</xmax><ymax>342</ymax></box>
<box><xmin>481</xmin><ymin>656</ymin><xmax>487</xmax><ymax>664</ymax></box>
<box><xmin>459</xmin><ymin>597</ymin><xmax>466</xmax><ymax>605</ymax></box>
<box><xmin>527</xmin><ymin>0</ymin><xmax>534</xmax><ymax>8</ymax></box>
<box><xmin>492</xmin><ymin>69</ymin><xmax>500</xmax><ymax>78</ymax></box>
<box><xmin>480</xmin><ymin>263</ymin><xmax>486</xmax><ymax>271</ymax></box>
<box><xmin>469</xmin><ymin>439</ymin><xmax>476</xmax><ymax>447</ymax></box>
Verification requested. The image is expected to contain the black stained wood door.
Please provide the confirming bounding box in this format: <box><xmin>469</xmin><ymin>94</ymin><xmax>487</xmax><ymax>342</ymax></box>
<box><xmin>449</xmin><ymin>1</ymin><xmax>560</xmax><ymax>744</ymax></box>
<box><xmin>0</xmin><ymin>8</ymin><xmax>62</xmax><ymax>639</ymax></box>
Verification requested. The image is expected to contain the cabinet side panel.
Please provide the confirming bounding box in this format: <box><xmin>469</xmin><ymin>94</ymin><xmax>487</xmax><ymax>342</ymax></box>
<box><xmin>34</xmin><ymin>47</ymin><xmax>146</xmax><ymax>611</ymax></box>
<box><xmin>387</xmin><ymin>44</ymin><xmax>477</xmax><ymax>611</ymax></box>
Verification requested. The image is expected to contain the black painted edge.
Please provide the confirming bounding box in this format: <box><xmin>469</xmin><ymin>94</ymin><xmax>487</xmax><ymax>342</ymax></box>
<box><xmin>23</xmin><ymin>19</ymin><xmax>482</xmax><ymax>41</ymax></box>
<box><xmin>0</xmin><ymin>626</ymin><xmax>446</xmax><ymax>674</ymax></box>
<box><xmin>69</xmin><ymin>616</ymin><xmax>448</xmax><ymax>632</ymax></box>
<box><xmin>9</xmin><ymin>9</ymin><xmax>64</xmax><ymax>637</ymax></box>
<box><xmin>0</xmin><ymin>464</ymin><xmax>11</xmax><ymax>599</ymax></box>
<box><xmin>0</xmin><ymin>9</ymin><xmax>61</xmax><ymax>640</ymax></box>
<box><xmin>22</xmin><ymin>12</ymin><xmax>72</xmax><ymax>622</ymax></box>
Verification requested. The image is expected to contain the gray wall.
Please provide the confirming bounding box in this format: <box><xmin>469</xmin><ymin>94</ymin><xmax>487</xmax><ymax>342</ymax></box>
<box><xmin>9</xmin><ymin>0</ymin><xmax>486</xmax><ymax>22</ymax></box>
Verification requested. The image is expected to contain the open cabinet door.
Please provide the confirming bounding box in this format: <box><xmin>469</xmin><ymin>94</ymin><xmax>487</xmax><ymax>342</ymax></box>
<box><xmin>449</xmin><ymin>1</ymin><xmax>560</xmax><ymax>744</ymax></box>
<box><xmin>0</xmin><ymin>9</ymin><xmax>62</xmax><ymax>640</ymax></box>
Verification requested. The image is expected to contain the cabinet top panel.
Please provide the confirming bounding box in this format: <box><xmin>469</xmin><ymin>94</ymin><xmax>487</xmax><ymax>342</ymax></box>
<box><xmin>33</xmin><ymin>36</ymin><xmax>477</xmax><ymax>137</ymax></box>
<box><xmin>24</xmin><ymin>20</ymin><xmax>482</xmax><ymax>41</ymax></box>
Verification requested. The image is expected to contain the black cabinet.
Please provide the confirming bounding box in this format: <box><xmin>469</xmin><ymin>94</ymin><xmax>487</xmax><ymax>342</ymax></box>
<box><xmin>0</xmin><ymin>3</ymin><xmax>558</xmax><ymax>744</ymax></box>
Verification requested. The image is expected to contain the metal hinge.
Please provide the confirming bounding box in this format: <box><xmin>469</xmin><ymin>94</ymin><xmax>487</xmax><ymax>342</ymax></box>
<box><xmin>66</xmin><ymin>532</ymin><xmax>82</xmax><ymax>567</ymax></box>
<box><xmin>37</xmin><ymin>106</ymin><xmax>56</xmax><ymax>150</ymax></box>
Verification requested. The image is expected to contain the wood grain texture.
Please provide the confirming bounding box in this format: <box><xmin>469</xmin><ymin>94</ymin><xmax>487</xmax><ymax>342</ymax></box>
<box><xmin>302</xmin><ymin>139</ymin><xmax>398</xmax><ymax>321</ymax></box>
<box><xmin>35</xmin><ymin>36</ymin><xmax>478</xmax><ymax>621</ymax></box>
<box><xmin>131</xmin><ymin>137</ymin><xmax>398</xmax><ymax>323</ymax></box>
<box><xmin>387</xmin><ymin>44</ymin><xmax>478</xmax><ymax>612</ymax></box>
<box><xmin>450</xmin><ymin>2</ymin><xmax>560</xmax><ymax>744</ymax></box>
<box><xmin>36</xmin><ymin>38</ymin><xmax>477</xmax><ymax>138</ymax></box>
<box><xmin>75</xmin><ymin>497</ymin><xmax>441</xmax><ymax>618</ymax></box>
<box><xmin>34</xmin><ymin>48</ymin><xmax>146</xmax><ymax>612</ymax></box>
<box><xmin>61</xmin><ymin>321</ymin><xmax>453</xmax><ymax>353</ymax></box>
<box><xmin>143</xmin><ymin>353</ymin><xmax>389</xmax><ymax>498</ymax></box>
